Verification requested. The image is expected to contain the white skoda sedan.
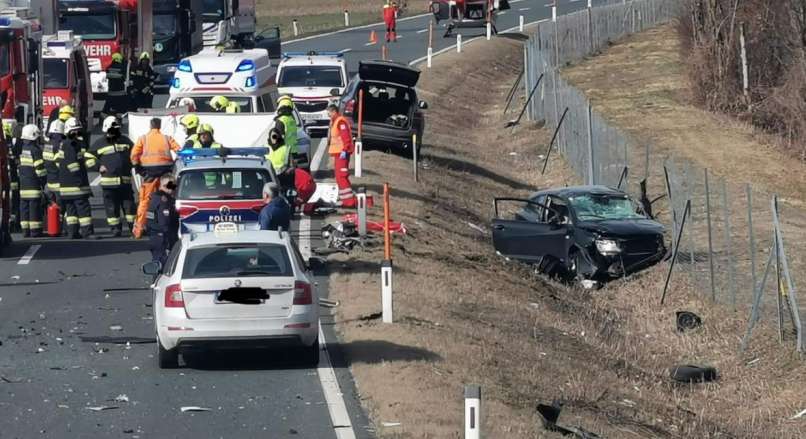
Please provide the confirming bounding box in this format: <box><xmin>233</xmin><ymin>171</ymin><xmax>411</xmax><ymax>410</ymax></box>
<box><xmin>144</xmin><ymin>224</ymin><xmax>319</xmax><ymax>368</ymax></box>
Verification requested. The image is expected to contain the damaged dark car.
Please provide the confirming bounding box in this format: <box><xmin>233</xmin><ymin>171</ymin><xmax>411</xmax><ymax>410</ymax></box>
<box><xmin>492</xmin><ymin>186</ymin><xmax>666</xmax><ymax>288</ymax></box>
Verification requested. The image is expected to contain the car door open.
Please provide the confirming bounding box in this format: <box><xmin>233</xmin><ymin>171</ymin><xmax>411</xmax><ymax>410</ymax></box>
<box><xmin>491</xmin><ymin>198</ymin><xmax>569</xmax><ymax>262</ymax></box>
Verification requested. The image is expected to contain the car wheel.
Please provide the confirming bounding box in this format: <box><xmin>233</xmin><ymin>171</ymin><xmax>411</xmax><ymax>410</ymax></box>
<box><xmin>157</xmin><ymin>336</ymin><xmax>179</xmax><ymax>369</ymax></box>
<box><xmin>301</xmin><ymin>337</ymin><xmax>320</xmax><ymax>366</ymax></box>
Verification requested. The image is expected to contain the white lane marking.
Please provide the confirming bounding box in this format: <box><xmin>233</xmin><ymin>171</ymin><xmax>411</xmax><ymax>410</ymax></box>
<box><xmin>521</xmin><ymin>6</ymin><xmax>533</xmax><ymax>10</ymax></box>
<box><xmin>408</xmin><ymin>19</ymin><xmax>550</xmax><ymax>66</ymax></box>
<box><xmin>499</xmin><ymin>11</ymin><xmax>508</xmax><ymax>15</ymax></box>
<box><xmin>18</xmin><ymin>244</ymin><xmax>41</xmax><ymax>265</ymax></box>
<box><xmin>90</xmin><ymin>175</ymin><xmax>101</xmax><ymax>186</ymax></box>
<box><xmin>339</xmin><ymin>48</ymin><xmax>353</xmax><ymax>54</ymax></box>
<box><xmin>417</xmin><ymin>28</ymin><xmax>428</xmax><ymax>34</ymax></box>
<box><xmin>364</xmin><ymin>42</ymin><xmax>376</xmax><ymax>46</ymax></box>
<box><xmin>318</xmin><ymin>326</ymin><xmax>356</xmax><ymax>439</ymax></box>
<box><xmin>304</xmin><ymin>137</ymin><xmax>357</xmax><ymax>439</ymax></box>
<box><xmin>283</xmin><ymin>12</ymin><xmax>432</xmax><ymax>45</ymax></box>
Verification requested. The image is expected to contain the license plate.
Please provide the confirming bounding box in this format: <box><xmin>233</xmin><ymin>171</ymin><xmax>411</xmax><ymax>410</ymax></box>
<box><xmin>301</xmin><ymin>113</ymin><xmax>322</xmax><ymax>121</ymax></box>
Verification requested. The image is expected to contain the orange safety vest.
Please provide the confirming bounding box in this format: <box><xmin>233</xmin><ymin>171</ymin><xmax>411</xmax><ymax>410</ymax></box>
<box><xmin>133</xmin><ymin>129</ymin><xmax>178</xmax><ymax>168</ymax></box>
<box><xmin>328</xmin><ymin>115</ymin><xmax>353</xmax><ymax>155</ymax></box>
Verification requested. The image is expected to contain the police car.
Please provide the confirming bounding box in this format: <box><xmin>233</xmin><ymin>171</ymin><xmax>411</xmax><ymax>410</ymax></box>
<box><xmin>276</xmin><ymin>51</ymin><xmax>348</xmax><ymax>133</ymax></box>
<box><xmin>174</xmin><ymin>148</ymin><xmax>274</xmax><ymax>235</ymax></box>
<box><xmin>143</xmin><ymin>223</ymin><xmax>320</xmax><ymax>368</ymax></box>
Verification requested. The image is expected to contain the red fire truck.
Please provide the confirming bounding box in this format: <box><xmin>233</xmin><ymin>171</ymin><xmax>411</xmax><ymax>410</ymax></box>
<box><xmin>42</xmin><ymin>30</ymin><xmax>94</xmax><ymax>130</ymax></box>
<box><xmin>57</xmin><ymin>0</ymin><xmax>137</xmax><ymax>97</ymax></box>
<box><xmin>0</xmin><ymin>13</ymin><xmax>43</xmax><ymax>123</ymax></box>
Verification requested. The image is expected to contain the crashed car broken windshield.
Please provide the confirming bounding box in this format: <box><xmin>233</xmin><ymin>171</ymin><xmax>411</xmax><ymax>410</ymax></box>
<box><xmin>492</xmin><ymin>186</ymin><xmax>667</xmax><ymax>287</ymax></box>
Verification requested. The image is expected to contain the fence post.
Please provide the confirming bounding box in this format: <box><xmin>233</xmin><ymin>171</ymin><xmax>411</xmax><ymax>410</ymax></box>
<box><xmin>772</xmin><ymin>196</ymin><xmax>803</xmax><ymax>351</ymax></box>
<box><xmin>355</xmin><ymin>89</ymin><xmax>364</xmax><ymax>178</ymax></box>
<box><xmin>427</xmin><ymin>20</ymin><xmax>434</xmax><ymax>68</ymax></box>
<box><xmin>705</xmin><ymin>168</ymin><xmax>716</xmax><ymax>302</ymax></box>
<box><xmin>292</xmin><ymin>19</ymin><xmax>299</xmax><ymax>37</ymax></box>
<box><xmin>382</xmin><ymin>183</ymin><xmax>393</xmax><ymax>324</ymax></box>
<box><xmin>721</xmin><ymin>179</ymin><xmax>736</xmax><ymax>311</ymax></box>
<box><xmin>739</xmin><ymin>22</ymin><xmax>749</xmax><ymax>100</ymax></box>
<box><xmin>412</xmin><ymin>134</ymin><xmax>419</xmax><ymax>182</ymax></box>
<box><xmin>457</xmin><ymin>33</ymin><xmax>462</xmax><ymax>53</ymax></box>
<box><xmin>586</xmin><ymin>104</ymin><xmax>595</xmax><ymax>185</ymax></box>
<box><xmin>344</xmin><ymin>9</ymin><xmax>349</xmax><ymax>27</ymax></box>
<box><xmin>519</xmin><ymin>15</ymin><xmax>524</xmax><ymax>32</ymax></box>
<box><xmin>746</xmin><ymin>184</ymin><xmax>758</xmax><ymax>312</ymax></box>
<box><xmin>357</xmin><ymin>188</ymin><xmax>367</xmax><ymax>238</ymax></box>
<box><xmin>464</xmin><ymin>385</ymin><xmax>481</xmax><ymax>439</ymax></box>
<box><xmin>486</xmin><ymin>21</ymin><xmax>491</xmax><ymax>40</ymax></box>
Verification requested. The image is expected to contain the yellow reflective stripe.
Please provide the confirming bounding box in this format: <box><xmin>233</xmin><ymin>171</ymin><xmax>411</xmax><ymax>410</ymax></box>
<box><xmin>10</xmin><ymin>182</ymin><xmax>19</xmax><ymax>189</ymax></box>
<box><xmin>85</xmin><ymin>158</ymin><xmax>97</xmax><ymax>168</ymax></box>
<box><xmin>100</xmin><ymin>177</ymin><xmax>122</xmax><ymax>185</ymax></box>
<box><xmin>20</xmin><ymin>189</ymin><xmax>42</xmax><ymax>198</ymax></box>
<box><xmin>59</xmin><ymin>186</ymin><xmax>90</xmax><ymax>195</ymax></box>
<box><xmin>78</xmin><ymin>217</ymin><xmax>92</xmax><ymax>226</ymax></box>
<box><xmin>107</xmin><ymin>217</ymin><xmax>121</xmax><ymax>225</ymax></box>
<box><xmin>67</xmin><ymin>163</ymin><xmax>80</xmax><ymax>172</ymax></box>
<box><xmin>20</xmin><ymin>157</ymin><xmax>34</xmax><ymax>165</ymax></box>
<box><xmin>47</xmin><ymin>183</ymin><xmax>60</xmax><ymax>190</ymax></box>
<box><xmin>42</xmin><ymin>152</ymin><xmax>54</xmax><ymax>160</ymax></box>
<box><xmin>65</xmin><ymin>216</ymin><xmax>78</xmax><ymax>224</ymax></box>
<box><xmin>97</xmin><ymin>145</ymin><xmax>116</xmax><ymax>155</ymax></box>
<box><xmin>36</xmin><ymin>169</ymin><xmax>47</xmax><ymax>177</ymax></box>
<box><xmin>33</xmin><ymin>159</ymin><xmax>44</xmax><ymax>167</ymax></box>
<box><xmin>28</xmin><ymin>221</ymin><xmax>43</xmax><ymax>228</ymax></box>
<box><xmin>115</xmin><ymin>143</ymin><xmax>131</xmax><ymax>152</ymax></box>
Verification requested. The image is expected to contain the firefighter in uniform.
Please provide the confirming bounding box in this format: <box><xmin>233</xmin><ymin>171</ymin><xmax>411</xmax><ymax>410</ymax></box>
<box><xmin>130</xmin><ymin>118</ymin><xmax>181</xmax><ymax>239</ymax></box>
<box><xmin>180</xmin><ymin>114</ymin><xmax>201</xmax><ymax>149</ymax></box>
<box><xmin>274</xmin><ymin>96</ymin><xmax>301</xmax><ymax>165</ymax></box>
<box><xmin>101</xmin><ymin>52</ymin><xmax>127</xmax><ymax>121</ymax></box>
<box><xmin>44</xmin><ymin>105</ymin><xmax>74</xmax><ymax>207</ymax></box>
<box><xmin>326</xmin><ymin>104</ymin><xmax>356</xmax><ymax>207</ymax></box>
<box><xmin>86</xmin><ymin>117</ymin><xmax>136</xmax><ymax>237</ymax></box>
<box><xmin>209</xmin><ymin>95</ymin><xmax>241</xmax><ymax>113</ymax></box>
<box><xmin>191</xmin><ymin>124</ymin><xmax>222</xmax><ymax>149</ymax></box>
<box><xmin>4</xmin><ymin>121</ymin><xmax>20</xmax><ymax>232</ymax></box>
<box><xmin>146</xmin><ymin>174</ymin><xmax>178</xmax><ymax>265</ymax></box>
<box><xmin>130</xmin><ymin>52</ymin><xmax>158</xmax><ymax>111</ymax></box>
<box><xmin>17</xmin><ymin>124</ymin><xmax>46</xmax><ymax>237</ymax></box>
<box><xmin>58</xmin><ymin>118</ymin><xmax>93</xmax><ymax>239</ymax></box>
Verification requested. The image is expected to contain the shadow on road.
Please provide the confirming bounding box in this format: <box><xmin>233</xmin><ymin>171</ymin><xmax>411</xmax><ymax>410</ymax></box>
<box><xmin>330</xmin><ymin>339</ymin><xmax>442</xmax><ymax>368</ymax></box>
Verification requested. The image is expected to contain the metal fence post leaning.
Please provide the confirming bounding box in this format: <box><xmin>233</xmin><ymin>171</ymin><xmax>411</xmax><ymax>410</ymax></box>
<box><xmin>465</xmin><ymin>385</ymin><xmax>481</xmax><ymax>439</ymax></box>
<box><xmin>661</xmin><ymin>199</ymin><xmax>690</xmax><ymax>305</ymax></box>
<box><xmin>541</xmin><ymin>107</ymin><xmax>569</xmax><ymax>175</ymax></box>
<box><xmin>772</xmin><ymin>195</ymin><xmax>803</xmax><ymax>351</ymax></box>
<box><xmin>357</xmin><ymin>188</ymin><xmax>367</xmax><ymax>238</ymax></box>
<box><xmin>704</xmin><ymin>168</ymin><xmax>716</xmax><ymax>302</ymax></box>
<box><xmin>586</xmin><ymin>104</ymin><xmax>595</xmax><ymax>185</ymax></box>
<box><xmin>382</xmin><ymin>183</ymin><xmax>393</xmax><ymax>323</ymax></box>
<box><xmin>412</xmin><ymin>134</ymin><xmax>419</xmax><ymax>182</ymax></box>
<box><xmin>741</xmin><ymin>239</ymin><xmax>776</xmax><ymax>351</ymax></box>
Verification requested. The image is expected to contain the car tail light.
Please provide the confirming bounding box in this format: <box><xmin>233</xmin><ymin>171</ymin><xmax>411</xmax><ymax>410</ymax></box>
<box><xmin>293</xmin><ymin>281</ymin><xmax>312</xmax><ymax>305</ymax></box>
<box><xmin>177</xmin><ymin>206</ymin><xmax>198</xmax><ymax>218</ymax></box>
<box><xmin>164</xmin><ymin>284</ymin><xmax>185</xmax><ymax>308</ymax></box>
<box><xmin>344</xmin><ymin>99</ymin><xmax>355</xmax><ymax>115</ymax></box>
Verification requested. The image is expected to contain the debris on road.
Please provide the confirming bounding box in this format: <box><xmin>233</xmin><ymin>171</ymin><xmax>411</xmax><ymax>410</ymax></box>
<box><xmin>342</xmin><ymin>213</ymin><xmax>407</xmax><ymax>235</ymax></box>
<box><xmin>112</xmin><ymin>394</ymin><xmax>130</xmax><ymax>403</ymax></box>
<box><xmin>180</xmin><ymin>406</ymin><xmax>212</xmax><ymax>412</ymax></box>
<box><xmin>109</xmin><ymin>325</ymin><xmax>123</xmax><ymax>331</ymax></box>
<box><xmin>537</xmin><ymin>401</ymin><xmax>603</xmax><ymax>438</ymax></box>
<box><xmin>86</xmin><ymin>405</ymin><xmax>119</xmax><ymax>411</ymax></box>
<box><xmin>466</xmin><ymin>222</ymin><xmax>486</xmax><ymax>234</ymax></box>
<box><xmin>1</xmin><ymin>375</ymin><xmax>23</xmax><ymax>383</ymax></box>
<box><xmin>320</xmin><ymin>298</ymin><xmax>340</xmax><ymax>308</ymax></box>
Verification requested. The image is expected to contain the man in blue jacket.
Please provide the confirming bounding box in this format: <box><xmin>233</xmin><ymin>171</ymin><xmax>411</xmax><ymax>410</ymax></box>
<box><xmin>258</xmin><ymin>182</ymin><xmax>290</xmax><ymax>232</ymax></box>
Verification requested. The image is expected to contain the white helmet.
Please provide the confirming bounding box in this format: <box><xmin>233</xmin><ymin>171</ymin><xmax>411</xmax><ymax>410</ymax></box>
<box><xmin>64</xmin><ymin>117</ymin><xmax>82</xmax><ymax>134</ymax></box>
<box><xmin>20</xmin><ymin>124</ymin><xmax>41</xmax><ymax>141</ymax></box>
<box><xmin>178</xmin><ymin>97</ymin><xmax>196</xmax><ymax>111</ymax></box>
<box><xmin>102</xmin><ymin>116</ymin><xmax>120</xmax><ymax>133</ymax></box>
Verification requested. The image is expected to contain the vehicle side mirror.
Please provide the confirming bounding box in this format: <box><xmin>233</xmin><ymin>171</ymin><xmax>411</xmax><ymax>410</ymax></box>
<box><xmin>307</xmin><ymin>257</ymin><xmax>326</xmax><ymax>271</ymax></box>
<box><xmin>142</xmin><ymin>261</ymin><xmax>162</xmax><ymax>276</ymax></box>
<box><xmin>418</xmin><ymin>100</ymin><xmax>428</xmax><ymax>109</ymax></box>
<box><xmin>330</xmin><ymin>88</ymin><xmax>340</xmax><ymax>97</ymax></box>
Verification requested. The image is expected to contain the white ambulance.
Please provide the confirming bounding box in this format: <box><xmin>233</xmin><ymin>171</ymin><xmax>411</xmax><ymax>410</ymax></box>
<box><xmin>276</xmin><ymin>51</ymin><xmax>347</xmax><ymax>134</ymax></box>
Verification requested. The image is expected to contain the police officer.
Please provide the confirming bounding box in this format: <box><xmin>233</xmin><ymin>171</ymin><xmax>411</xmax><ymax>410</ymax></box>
<box><xmin>209</xmin><ymin>95</ymin><xmax>241</xmax><ymax>113</ymax></box>
<box><xmin>274</xmin><ymin>96</ymin><xmax>301</xmax><ymax>165</ymax></box>
<box><xmin>101</xmin><ymin>52</ymin><xmax>127</xmax><ymax>121</ymax></box>
<box><xmin>58</xmin><ymin>118</ymin><xmax>92</xmax><ymax>239</ymax></box>
<box><xmin>17</xmin><ymin>124</ymin><xmax>46</xmax><ymax>237</ymax></box>
<box><xmin>146</xmin><ymin>174</ymin><xmax>178</xmax><ymax>265</ymax></box>
<box><xmin>130</xmin><ymin>52</ymin><xmax>158</xmax><ymax>110</ymax></box>
<box><xmin>180</xmin><ymin>114</ymin><xmax>201</xmax><ymax>149</ymax></box>
<box><xmin>86</xmin><ymin>116</ymin><xmax>135</xmax><ymax>237</ymax></box>
<box><xmin>192</xmin><ymin>124</ymin><xmax>222</xmax><ymax>149</ymax></box>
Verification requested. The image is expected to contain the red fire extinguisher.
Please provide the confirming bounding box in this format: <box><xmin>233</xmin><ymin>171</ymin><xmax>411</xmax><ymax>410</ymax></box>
<box><xmin>47</xmin><ymin>202</ymin><xmax>61</xmax><ymax>237</ymax></box>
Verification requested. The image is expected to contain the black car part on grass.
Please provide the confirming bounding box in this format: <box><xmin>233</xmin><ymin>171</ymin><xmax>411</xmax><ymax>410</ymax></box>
<box><xmin>537</xmin><ymin>400</ymin><xmax>603</xmax><ymax>439</ymax></box>
<box><xmin>670</xmin><ymin>365</ymin><xmax>718</xmax><ymax>383</ymax></box>
<box><xmin>676</xmin><ymin>311</ymin><xmax>703</xmax><ymax>332</ymax></box>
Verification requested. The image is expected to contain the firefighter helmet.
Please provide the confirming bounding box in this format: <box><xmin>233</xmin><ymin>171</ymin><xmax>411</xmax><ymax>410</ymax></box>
<box><xmin>180</xmin><ymin>114</ymin><xmax>200</xmax><ymax>130</ymax></box>
<box><xmin>277</xmin><ymin>95</ymin><xmax>294</xmax><ymax>109</ymax></box>
<box><xmin>198</xmin><ymin>123</ymin><xmax>214</xmax><ymax>135</ymax></box>
<box><xmin>139</xmin><ymin>52</ymin><xmax>150</xmax><ymax>61</ymax></box>
<box><xmin>58</xmin><ymin>105</ymin><xmax>75</xmax><ymax>120</ymax></box>
<box><xmin>209</xmin><ymin>95</ymin><xmax>230</xmax><ymax>111</ymax></box>
<box><xmin>102</xmin><ymin>116</ymin><xmax>120</xmax><ymax>133</ymax></box>
<box><xmin>20</xmin><ymin>124</ymin><xmax>40</xmax><ymax>141</ymax></box>
<box><xmin>64</xmin><ymin>117</ymin><xmax>82</xmax><ymax>134</ymax></box>
<box><xmin>111</xmin><ymin>52</ymin><xmax>124</xmax><ymax>63</ymax></box>
<box><xmin>2</xmin><ymin>120</ymin><xmax>14</xmax><ymax>138</ymax></box>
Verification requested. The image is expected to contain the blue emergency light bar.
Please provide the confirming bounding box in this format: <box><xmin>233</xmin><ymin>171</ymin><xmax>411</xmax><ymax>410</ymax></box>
<box><xmin>178</xmin><ymin>147</ymin><xmax>269</xmax><ymax>162</ymax></box>
<box><xmin>282</xmin><ymin>51</ymin><xmax>343</xmax><ymax>59</ymax></box>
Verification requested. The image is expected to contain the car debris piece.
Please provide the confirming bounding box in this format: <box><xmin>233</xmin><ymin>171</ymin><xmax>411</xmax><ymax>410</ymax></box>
<box><xmin>180</xmin><ymin>406</ymin><xmax>212</xmax><ymax>412</ymax></box>
<box><xmin>112</xmin><ymin>394</ymin><xmax>130</xmax><ymax>403</ymax></box>
<box><xmin>382</xmin><ymin>422</ymin><xmax>402</xmax><ymax>427</ymax></box>
<box><xmin>109</xmin><ymin>325</ymin><xmax>123</xmax><ymax>331</ymax></box>
<box><xmin>86</xmin><ymin>405</ymin><xmax>119</xmax><ymax>411</ymax></box>
<box><xmin>342</xmin><ymin>213</ymin><xmax>407</xmax><ymax>235</ymax></box>
<box><xmin>790</xmin><ymin>409</ymin><xmax>806</xmax><ymax>420</ymax></box>
<box><xmin>536</xmin><ymin>400</ymin><xmax>603</xmax><ymax>439</ymax></box>
<box><xmin>676</xmin><ymin>311</ymin><xmax>702</xmax><ymax>332</ymax></box>
<box><xmin>670</xmin><ymin>365</ymin><xmax>718</xmax><ymax>383</ymax></box>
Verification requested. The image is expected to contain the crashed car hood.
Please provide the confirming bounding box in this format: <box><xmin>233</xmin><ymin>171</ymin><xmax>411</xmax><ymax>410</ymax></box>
<box><xmin>577</xmin><ymin>218</ymin><xmax>665</xmax><ymax>237</ymax></box>
<box><xmin>358</xmin><ymin>60</ymin><xmax>420</xmax><ymax>87</ymax></box>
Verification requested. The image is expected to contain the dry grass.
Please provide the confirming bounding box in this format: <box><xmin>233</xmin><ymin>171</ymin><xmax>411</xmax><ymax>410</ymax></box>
<box><xmin>322</xmin><ymin>34</ymin><xmax>806</xmax><ymax>438</ymax></box>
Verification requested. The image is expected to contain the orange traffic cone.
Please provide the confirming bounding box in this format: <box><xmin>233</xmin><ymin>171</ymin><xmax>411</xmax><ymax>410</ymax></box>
<box><xmin>369</xmin><ymin>30</ymin><xmax>377</xmax><ymax>44</ymax></box>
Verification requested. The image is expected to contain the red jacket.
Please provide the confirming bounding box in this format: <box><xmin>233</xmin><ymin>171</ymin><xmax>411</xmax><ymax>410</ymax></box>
<box><xmin>383</xmin><ymin>4</ymin><xmax>397</xmax><ymax>24</ymax></box>
<box><xmin>294</xmin><ymin>168</ymin><xmax>317</xmax><ymax>203</ymax></box>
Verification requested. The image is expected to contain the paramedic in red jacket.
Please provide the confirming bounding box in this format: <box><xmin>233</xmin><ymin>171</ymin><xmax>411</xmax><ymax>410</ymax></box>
<box><xmin>383</xmin><ymin>0</ymin><xmax>398</xmax><ymax>42</ymax></box>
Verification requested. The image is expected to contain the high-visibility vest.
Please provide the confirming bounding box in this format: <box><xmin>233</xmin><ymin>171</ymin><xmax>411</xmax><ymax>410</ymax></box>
<box><xmin>192</xmin><ymin>140</ymin><xmax>222</xmax><ymax>149</ymax></box>
<box><xmin>225</xmin><ymin>102</ymin><xmax>241</xmax><ymax>113</ymax></box>
<box><xmin>267</xmin><ymin>144</ymin><xmax>290</xmax><ymax>173</ymax></box>
<box><xmin>276</xmin><ymin>114</ymin><xmax>298</xmax><ymax>154</ymax></box>
<box><xmin>328</xmin><ymin>115</ymin><xmax>353</xmax><ymax>155</ymax></box>
<box><xmin>134</xmin><ymin>130</ymin><xmax>176</xmax><ymax>168</ymax></box>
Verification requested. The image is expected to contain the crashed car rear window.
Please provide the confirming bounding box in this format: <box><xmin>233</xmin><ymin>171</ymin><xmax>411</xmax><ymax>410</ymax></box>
<box><xmin>568</xmin><ymin>195</ymin><xmax>645</xmax><ymax>221</ymax></box>
<box><xmin>183</xmin><ymin>244</ymin><xmax>293</xmax><ymax>279</ymax></box>
<box><xmin>177</xmin><ymin>168</ymin><xmax>270</xmax><ymax>201</ymax></box>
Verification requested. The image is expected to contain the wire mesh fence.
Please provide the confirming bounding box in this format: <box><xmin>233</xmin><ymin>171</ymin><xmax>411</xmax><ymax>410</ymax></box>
<box><xmin>522</xmin><ymin>0</ymin><xmax>805</xmax><ymax>353</ymax></box>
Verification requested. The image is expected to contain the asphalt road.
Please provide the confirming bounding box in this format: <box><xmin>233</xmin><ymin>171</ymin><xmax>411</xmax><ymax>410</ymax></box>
<box><xmin>1</xmin><ymin>1</ymin><xmax>611</xmax><ymax>437</ymax></box>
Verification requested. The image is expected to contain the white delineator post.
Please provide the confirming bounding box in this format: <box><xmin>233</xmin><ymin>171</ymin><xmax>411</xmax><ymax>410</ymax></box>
<box><xmin>486</xmin><ymin>21</ymin><xmax>491</xmax><ymax>40</ymax></box>
<box><xmin>381</xmin><ymin>260</ymin><xmax>393</xmax><ymax>323</ymax></box>
<box><xmin>412</xmin><ymin>134</ymin><xmax>419</xmax><ymax>182</ymax></box>
<box><xmin>427</xmin><ymin>47</ymin><xmax>433</xmax><ymax>68</ymax></box>
<box><xmin>344</xmin><ymin>9</ymin><xmax>349</xmax><ymax>27</ymax></box>
<box><xmin>292</xmin><ymin>19</ymin><xmax>299</xmax><ymax>37</ymax></box>
<box><xmin>457</xmin><ymin>34</ymin><xmax>462</xmax><ymax>53</ymax></box>
<box><xmin>356</xmin><ymin>188</ymin><xmax>367</xmax><ymax>238</ymax></box>
<box><xmin>552</xmin><ymin>5</ymin><xmax>557</xmax><ymax>22</ymax></box>
<box><xmin>519</xmin><ymin>15</ymin><xmax>524</xmax><ymax>32</ymax></box>
<box><xmin>465</xmin><ymin>385</ymin><xmax>481</xmax><ymax>439</ymax></box>
<box><xmin>354</xmin><ymin>140</ymin><xmax>363</xmax><ymax>177</ymax></box>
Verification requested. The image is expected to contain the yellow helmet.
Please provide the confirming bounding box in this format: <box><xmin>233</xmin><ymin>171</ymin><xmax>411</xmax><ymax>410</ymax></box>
<box><xmin>58</xmin><ymin>105</ymin><xmax>75</xmax><ymax>121</ymax></box>
<box><xmin>111</xmin><ymin>52</ymin><xmax>123</xmax><ymax>63</ymax></box>
<box><xmin>198</xmin><ymin>123</ymin><xmax>214</xmax><ymax>135</ymax></box>
<box><xmin>138</xmin><ymin>52</ymin><xmax>150</xmax><ymax>61</ymax></box>
<box><xmin>209</xmin><ymin>95</ymin><xmax>229</xmax><ymax>111</ymax></box>
<box><xmin>180</xmin><ymin>114</ymin><xmax>200</xmax><ymax>130</ymax></box>
<box><xmin>3</xmin><ymin>120</ymin><xmax>14</xmax><ymax>138</ymax></box>
<box><xmin>277</xmin><ymin>95</ymin><xmax>294</xmax><ymax>109</ymax></box>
